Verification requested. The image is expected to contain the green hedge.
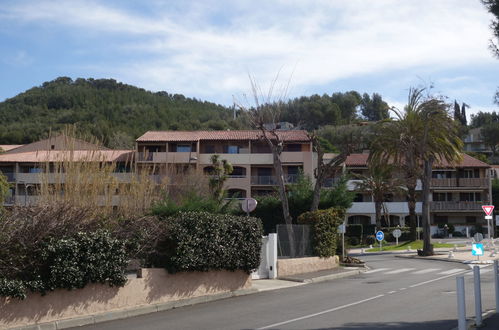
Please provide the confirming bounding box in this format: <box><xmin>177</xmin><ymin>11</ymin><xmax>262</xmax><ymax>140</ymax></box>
<box><xmin>156</xmin><ymin>212</ymin><xmax>263</xmax><ymax>274</ymax></box>
<box><xmin>346</xmin><ymin>224</ymin><xmax>363</xmax><ymax>238</ymax></box>
<box><xmin>297</xmin><ymin>208</ymin><xmax>345</xmax><ymax>258</ymax></box>
<box><xmin>0</xmin><ymin>230</ymin><xmax>128</xmax><ymax>299</ymax></box>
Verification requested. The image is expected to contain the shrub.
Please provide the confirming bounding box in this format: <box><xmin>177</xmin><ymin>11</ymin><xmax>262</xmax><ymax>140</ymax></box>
<box><xmin>365</xmin><ymin>235</ymin><xmax>376</xmax><ymax>245</ymax></box>
<box><xmin>0</xmin><ymin>229</ymin><xmax>128</xmax><ymax>299</ymax></box>
<box><xmin>363</xmin><ymin>224</ymin><xmax>377</xmax><ymax>237</ymax></box>
<box><xmin>348</xmin><ymin>236</ymin><xmax>360</xmax><ymax>246</ymax></box>
<box><xmin>346</xmin><ymin>224</ymin><xmax>363</xmax><ymax>238</ymax></box>
<box><xmin>158</xmin><ymin>212</ymin><xmax>263</xmax><ymax>274</ymax></box>
<box><xmin>297</xmin><ymin>208</ymin><xmax>345</xmax><ymax>258</ymax></box>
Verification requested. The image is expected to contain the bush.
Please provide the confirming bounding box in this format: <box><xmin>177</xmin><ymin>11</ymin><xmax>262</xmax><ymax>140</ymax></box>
<box><xmin>363</xmin><ymin>225</ymin><xmax>377</xmax><ymax>237</ymax></box>
<box><xmin>158</xmin><ymin>212</ymin><xmax>263</xmax><ymax>274</ymax></box>
<box><xmin>346</xmin><ymin>224</ymin><xmax>363</xmax><ymax>238</ymax></box>
<box><xmin>452</xmin><ymin>231</ymin><xmax>464</xmax><ymax>237</ymax></box>
<box><xmin>297</xmin><ymin>208</ymin><xmax>345</xmax><ymax>258</ymax></box>
<box><xmin>365</xmin><ymin>235</ymin><xmax>376</xmax><ymax>245</ymax></box>
<box><xmin>348</xmin><ymin>236</ymin><xmax>360</xmax><ymax>246</ymax></box>
<box><xmin>0</xmin><ymin>229</ymin><xmax>128</xmax><ymax>299</ymax></box>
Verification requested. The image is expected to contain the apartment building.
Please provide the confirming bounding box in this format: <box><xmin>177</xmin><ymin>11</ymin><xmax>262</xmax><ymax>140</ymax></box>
<box><xmin>135</xmin><ymin>130</ymin><xmax>314</xmax><ymax>198</ymax></box>
<box><xmin>0</xmin><ymin>135</ymin><xmax>133</xmax><ymax>206</ymax></box>
<box><xmin>343</xmin><ymin>153</ymin><xmax>492</xmax><ymax>235</ymax></box>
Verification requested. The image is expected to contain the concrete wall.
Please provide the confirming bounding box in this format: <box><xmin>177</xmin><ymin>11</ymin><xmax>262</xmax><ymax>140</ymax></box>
<box><xmin>277</xmin><ymin>256</ymin><xmax>339</xmax><ymax>277</ymax></box>
<box><xmin>0</xmin><ymin>269</ymin><xmax>250</xmax><ymax>329</ymax></box>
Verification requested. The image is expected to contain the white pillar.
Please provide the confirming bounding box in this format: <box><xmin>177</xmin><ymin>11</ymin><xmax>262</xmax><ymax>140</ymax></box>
<box><xmin>268</xmin><ymin>233</ymin><xmax>278</xmax><ymax>279</ymax></box>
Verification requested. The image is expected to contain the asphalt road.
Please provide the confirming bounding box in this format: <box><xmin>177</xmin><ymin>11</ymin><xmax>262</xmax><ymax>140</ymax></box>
<box><xmin>77</xmin><ymin>255</ymin><xmax>497</xmax><ymax>330</ymax></box>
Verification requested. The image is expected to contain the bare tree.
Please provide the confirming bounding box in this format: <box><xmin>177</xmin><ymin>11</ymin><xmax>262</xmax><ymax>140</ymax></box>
<box><xmin>236</xmin><ymin>74</ymin><xmax>296</xmax><ymax>256</ymax></box>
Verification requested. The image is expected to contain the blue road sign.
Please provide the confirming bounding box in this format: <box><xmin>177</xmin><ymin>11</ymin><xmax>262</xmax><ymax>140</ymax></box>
<box><xmin>472</xmin><ymin>243</ymin><xmax>484</xmax><ymax>256</ymax></box>
<box><xmin>376</xmin><ymin>231</ymin><xmax>384</xmax><ymax>242</ymax></box>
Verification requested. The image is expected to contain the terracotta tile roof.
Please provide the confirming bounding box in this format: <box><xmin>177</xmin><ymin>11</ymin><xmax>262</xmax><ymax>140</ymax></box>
<box><xmin>0</xmin><ymin>145</ymin><xmax>23</xmax><ymax>152</ymax></box>
<box><xmin>344</xmin><ymin>153</ymin><xmax>490</xmax><ymax>168</ymax></box>
<box><xmin>0</xmin><ymin>150</ymin><xmax>134</xmax><ymax>163</ymax></box>
<box><xmin>345</xmin><ymin>153</ymin><xmax>369</xmax><ymax>167</ymax></box>
<box><xmin>136</xmin><ymin>130</ymin><xmax>311</xmax><ymax>142</ymax></box>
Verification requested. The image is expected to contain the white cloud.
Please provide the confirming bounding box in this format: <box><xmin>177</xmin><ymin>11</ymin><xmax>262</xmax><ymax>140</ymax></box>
<box><xmin>2</xmin><ymin>0</ymin><xmax>498</xmax><ymax>105</ymax></box>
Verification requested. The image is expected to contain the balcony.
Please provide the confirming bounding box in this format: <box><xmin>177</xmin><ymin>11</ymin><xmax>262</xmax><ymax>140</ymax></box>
<box><xmin>348</xmin><ymin>202</ymin><xmax>422</xmax><ymax>214</ymax></box>
<box><xmin>430</xmin><ymin>201</ymin><xmax>483</xmax><ymax>211</ymax></box>
<box><xmin>2</xmin><ymin>172</ymin><xmax>15</xmax><ymax>182</ymax></box>
<box><xmin>250</xmin><ymin>175</ymin><xmax>299</xmax><ymax>185</ymax></box>
<box><xmin>198</xmin><ymin>152</ymin><xmax>311</xmax><ymax>165</ymax></box>
<box><xmin>431</xmin><ymin>178</ymin><xmax>490</xmax><ymax>188</ymax></box>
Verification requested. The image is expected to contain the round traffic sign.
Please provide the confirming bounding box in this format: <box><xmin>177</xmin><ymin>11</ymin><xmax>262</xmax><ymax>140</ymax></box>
<box><xmin>241</xmin><ymin>198</ymin><xmax>258</xmax><ymax>213</ymax></box>
<box><xmin>376</xmin><ymin>231</ymin><xmax>384</xmax><ymax>242</ymax></box>
<box><xmin>392</xmin><ymin>229</ymin><xmax>402</xmax><ymax>238</ymax></box>
<box><xmin>473</xmin><ymin>233</ymin><xmax>483</xmax><ymax>243</ymax></box>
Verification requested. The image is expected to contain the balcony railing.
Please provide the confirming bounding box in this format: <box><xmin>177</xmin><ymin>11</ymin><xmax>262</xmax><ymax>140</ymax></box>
<box><xmin>430</xmin><ymin>201</ymin><xmax>483</xmax><ymax>211</ymax></box>
<box><xmin>250</xmin><ymin>175</ymin><xmax>298</xmax><ymax>185</ymax></box>
<box><xmin>430</xmin><ymin>178</ymin><xmax>489</xmax><ymax>188</ymax></box>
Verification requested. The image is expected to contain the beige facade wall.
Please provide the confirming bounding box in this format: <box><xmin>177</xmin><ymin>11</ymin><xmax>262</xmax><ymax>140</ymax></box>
<box><xmin>277</xmin><ymin>256</ymin><xmax>339</xmax><ymax>277</ymax></box>
<box><xmin>0</xmin><ymin>269</ymin><xmax>251</xmax><ymax>329</ymax></box>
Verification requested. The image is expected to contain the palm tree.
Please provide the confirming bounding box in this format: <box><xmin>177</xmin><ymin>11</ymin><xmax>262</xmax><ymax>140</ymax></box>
<box><xmin>370</xmin><ymin>88</ymin><xmax>462</xmax><ymax>255</ymax></box>
<box><xmin>354</xmin><ymin>165</ymin><xmax>401</xmax><ymax>230</ymax></box>
<box><xmin>370</xmin><ymin>88</ymin><xmax>426</xmax><ymax>241</ymax></box>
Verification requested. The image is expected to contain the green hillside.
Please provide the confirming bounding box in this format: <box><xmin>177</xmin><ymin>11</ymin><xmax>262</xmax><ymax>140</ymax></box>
<box><xmin>0</xmin><ymin>77</ymin><xmax>240</xmax><ymax>147</ymax></box>
<box><xmin>0</xmin><ymin>77</ymin><xmax>390</xmax><ymax>147</ymax></box>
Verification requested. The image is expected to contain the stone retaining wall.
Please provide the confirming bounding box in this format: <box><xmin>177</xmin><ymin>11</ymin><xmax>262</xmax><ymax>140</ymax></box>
<box><xmin>0</xmin><ymin>269</ymin><xmax>251</xmax><ymax>329</ymax></box>
<box><xmin>277</xmin><ymin>256</ymin><xmax>339</xmax><ymax>277</ymax></box>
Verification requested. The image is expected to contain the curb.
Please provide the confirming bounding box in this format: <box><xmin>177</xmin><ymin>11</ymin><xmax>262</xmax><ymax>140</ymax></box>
<box><xmin>279</xmin><ymin>269</ymin><xmax>362</xmax><ymax>283</ymax></box>
<box><xmin>451</xmin><ymin>309</ymin><xmax>496</xmax><ymax>330</ymax></box>
<box><xmin>395</xmin><ymin>254</ymin><xmax>469</xmax><ymax>264</ymax></box>
<box><xmin>9</xmin><ymin>288</ymin><xmax>259</xmax><ymax>330</ymax></box>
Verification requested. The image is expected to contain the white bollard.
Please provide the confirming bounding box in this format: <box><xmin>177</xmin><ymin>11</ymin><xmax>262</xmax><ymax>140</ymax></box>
<box><xmin>457</xmin><ymin>276</ymin><xmax>466</xmax><ymax>330</ymax></box>
<box><xmin>453</xmin><ymin>244</ymin><xmax>458</xmax><ymax>252</ymax></box>
<box><xmin>448</xmin><ymin>251</ymin><xmax>454</xmax><ymax>259</ymax></box>
<box><xmin>495</xmin><ymin>260</ymin><xmax>499</xmax><ymax>313</ymax></box>
<box><xmin>473</xmin><ymin>266</ymin><xmax>482</xmax><ymax>327</ymax></box>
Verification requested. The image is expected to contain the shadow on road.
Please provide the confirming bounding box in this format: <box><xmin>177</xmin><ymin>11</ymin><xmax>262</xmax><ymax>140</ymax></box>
<box><xmin>307</xmin><ymin>318</ymin><xmax>455</xmax><ymax>329</ymax></box>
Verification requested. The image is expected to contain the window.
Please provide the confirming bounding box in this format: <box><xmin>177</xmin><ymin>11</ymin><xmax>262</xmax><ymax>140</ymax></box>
<box><xmin>432</xmin><ymin>171</ymin><xmax>452</xmax><ymax>179</ymax></box>
<box><xmin>459</xmin><ymin>192</ymin><xmax>482</xmax><ymax>202</ymax></box>
<box><xmin>433</xmin><ymin>192</ymin><xmax>452</xmax><ymax>202</ymax></box>
<box><xmin>284</xmin><ymin>144</ymin><xmax>302</xmax><ymax>152</ymax></box>
<box><xmin>176</xmin><ymin>144</ymin><xmax>191</xmax><ymax>152</ymax></box>
<box><xmin>227</xmin><ymin>145</ymin><xmax>239</xmax><ymax>154</ymax></box>
<box><xmin>231</xmin><ymin>167</ymin><xmax>246</xmax><ymax>177</ymax></box>
<box><xmin>354</xmin><ymin>194</ymin><xmax>363</xmax><ymax>202</ymax></box>
<box><xmin>51</xmin><ymin>145</ymin><xmax>55</xmax><ymax>150</ymax></box>
<box><xmin>204</xmin><ymin>145</ymin><xmax>215</xmax><ymax>153</ymax></box>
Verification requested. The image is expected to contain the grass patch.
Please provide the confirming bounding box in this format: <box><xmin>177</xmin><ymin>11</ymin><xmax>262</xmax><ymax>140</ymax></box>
<box><xmin>366</xmin><ymin>240</ymin><xmax>458</xmax><ymax>252</ymax></box>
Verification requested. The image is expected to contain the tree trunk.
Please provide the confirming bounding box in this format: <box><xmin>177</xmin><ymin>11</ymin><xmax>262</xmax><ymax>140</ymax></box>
<box><xmin>311</xmin><ymin>175</ymin><xmax>322</xmax><ymax>211</ymax></box>
<box><xmin>406</xmin><ymin>184</ymin><xmax>417</xmax><ymax>241</ymax></box>
<box><xmin>422</xmin><ymin>158</ymin><xmax>434</xmax><ymax>256</ymax></box>
<box><xmin>375</xmin><ymin>200</ymin><xmax>382</xmax><ymax>230</ymax></box>
<box><xmin>269</xmin><ymin>142</ymin><xmax>295</xmax><ymax>257</ymax></box>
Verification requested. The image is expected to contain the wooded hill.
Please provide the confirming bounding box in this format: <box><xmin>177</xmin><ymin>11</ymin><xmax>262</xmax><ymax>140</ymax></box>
<box><xmin>0</xmin><ymin>77</ymin><xmax>390</xmax><ymax>147</ymax></box>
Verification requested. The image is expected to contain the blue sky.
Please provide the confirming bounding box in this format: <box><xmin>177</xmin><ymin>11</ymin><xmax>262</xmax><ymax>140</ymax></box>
<box><xmin>1</xmin><ymin>0</ymin><xmax>498</xmax><ymax>118</ymax></box>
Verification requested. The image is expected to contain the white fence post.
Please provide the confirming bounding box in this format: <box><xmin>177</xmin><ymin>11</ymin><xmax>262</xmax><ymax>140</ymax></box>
<box><xmin>268</xmin><ymin>233</ymin><xmax>278</xmax><ymax>279</ymax></box>
<box><xmin>495</xmin><ymin>260</ymin><xmax>499</xmax><ymax>313</ymax></box>
<box><xmin>473</xmin><ymin>266</ymin><xmax>482</xmax><ymax>327</ymax></box>
<box><xmin>457</xmin><ymin>276</ymin><xmax>466</xmax><ymax>330</ymax></box>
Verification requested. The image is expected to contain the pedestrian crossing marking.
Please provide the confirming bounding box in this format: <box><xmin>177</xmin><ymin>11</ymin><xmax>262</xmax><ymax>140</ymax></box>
<box><xmin>364</xmin><ymin>268</ymin><xmax>390</xmax><ymax>274</ymax></box>
<box><xmin>384</xmin><ymin>268</ymin><xmax>416</xmax><ymax>274</ymax></box>
<box><xmin>437</xmin><ymin>269</ymin><xmax>465</xmax><ymax>275</ymax></box>
<box><xmin>412</xmin><ymin>268</ymin><xmax>441</xmax><ymax>274</ymax></box>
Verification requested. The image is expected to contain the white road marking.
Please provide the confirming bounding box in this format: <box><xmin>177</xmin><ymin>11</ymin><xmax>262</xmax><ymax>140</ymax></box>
<box><xmin>437</xmin><ymin>268</ymin><xmax>465</xmax><ymax>275</ymax></box>
<box><xmin>364</xmin><ymin>268</ymin><xmax>390</xmax><ymax>274</ymax></box>
<box><xmin>412</xmin><ymin>268</ymin><xmax>441</xmax><ymax>274</ymax></box>
<box><xmin>384</xmin><ymin>268</ymin><xmax>416</xmax><ymax>274</ymax></box>
<box><xmin>387</xmin><ymin>291</ymin><xmax>396</xmax><ymax>294</ymax></box>
<box><xmin>256</xmin><ymin>294</ymin><xmax>385</xmax><ymax>330</ymax></box>
<box><xmin>409</xmin><ymin>270</ymin><xmax>469</xmax><ymax>288</ymax></box>
<box><xmin>399</xmin><ymin>288</ymin><xmax>407</xmax><ymax>291</ymax></box>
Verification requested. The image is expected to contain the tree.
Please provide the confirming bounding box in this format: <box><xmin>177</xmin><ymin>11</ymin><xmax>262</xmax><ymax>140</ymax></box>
<box><xmin>0</xmin><ymin>172</ymin><xmax>9</xmax><ymax>210</ymax></box>
<box><xmin>354</xmin><ymin>165</ymin><xmax>401</xmax><ymax>229</ymax></box>
<box><xmin>208</xmin><ymin>155</ymin><xmax>233</xmax><ymax>200</ymax></box>
<box><xmin>360</xmin><ymin>93</ymin><xmax>390</xmax><ymax>121</ymax></box>
<box><xmin>481</xmin><ymin>122</ymin><xmax>499</xmax><ymax>156</ymax></box>
<box><xmin>482</xmin><ymin>0</ymin><xmax>499</xmax><ymax>58</ymax></box>
<box><xmin>470</xmin><ymin>111</ymin><xmax>499</xmax><ymax>128</ymax></box>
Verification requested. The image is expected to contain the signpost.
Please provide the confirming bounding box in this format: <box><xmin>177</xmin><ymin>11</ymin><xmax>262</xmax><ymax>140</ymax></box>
<box><xmin>393</xmin><ymin>229</ymin><xmax>402</xmax><ymax>246</ymax></box>
<box><xmin>338</xmin><ymin>224</ymin><xmax>346</xmax><ymax>259</ymax></box>
<box><xmin>482</xmin><ymin>205</ymin><xmax>495</xmax><ymax>241</ymax></box>
<box><xmin>472</xmin><ymin>243</ymin><xmax>484</xmax><ymax>261</ymax></box>
<box><xmin>376</xmin><ymin>231</ymin><xmax>384</xmax><ymax>251</ymax></box>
